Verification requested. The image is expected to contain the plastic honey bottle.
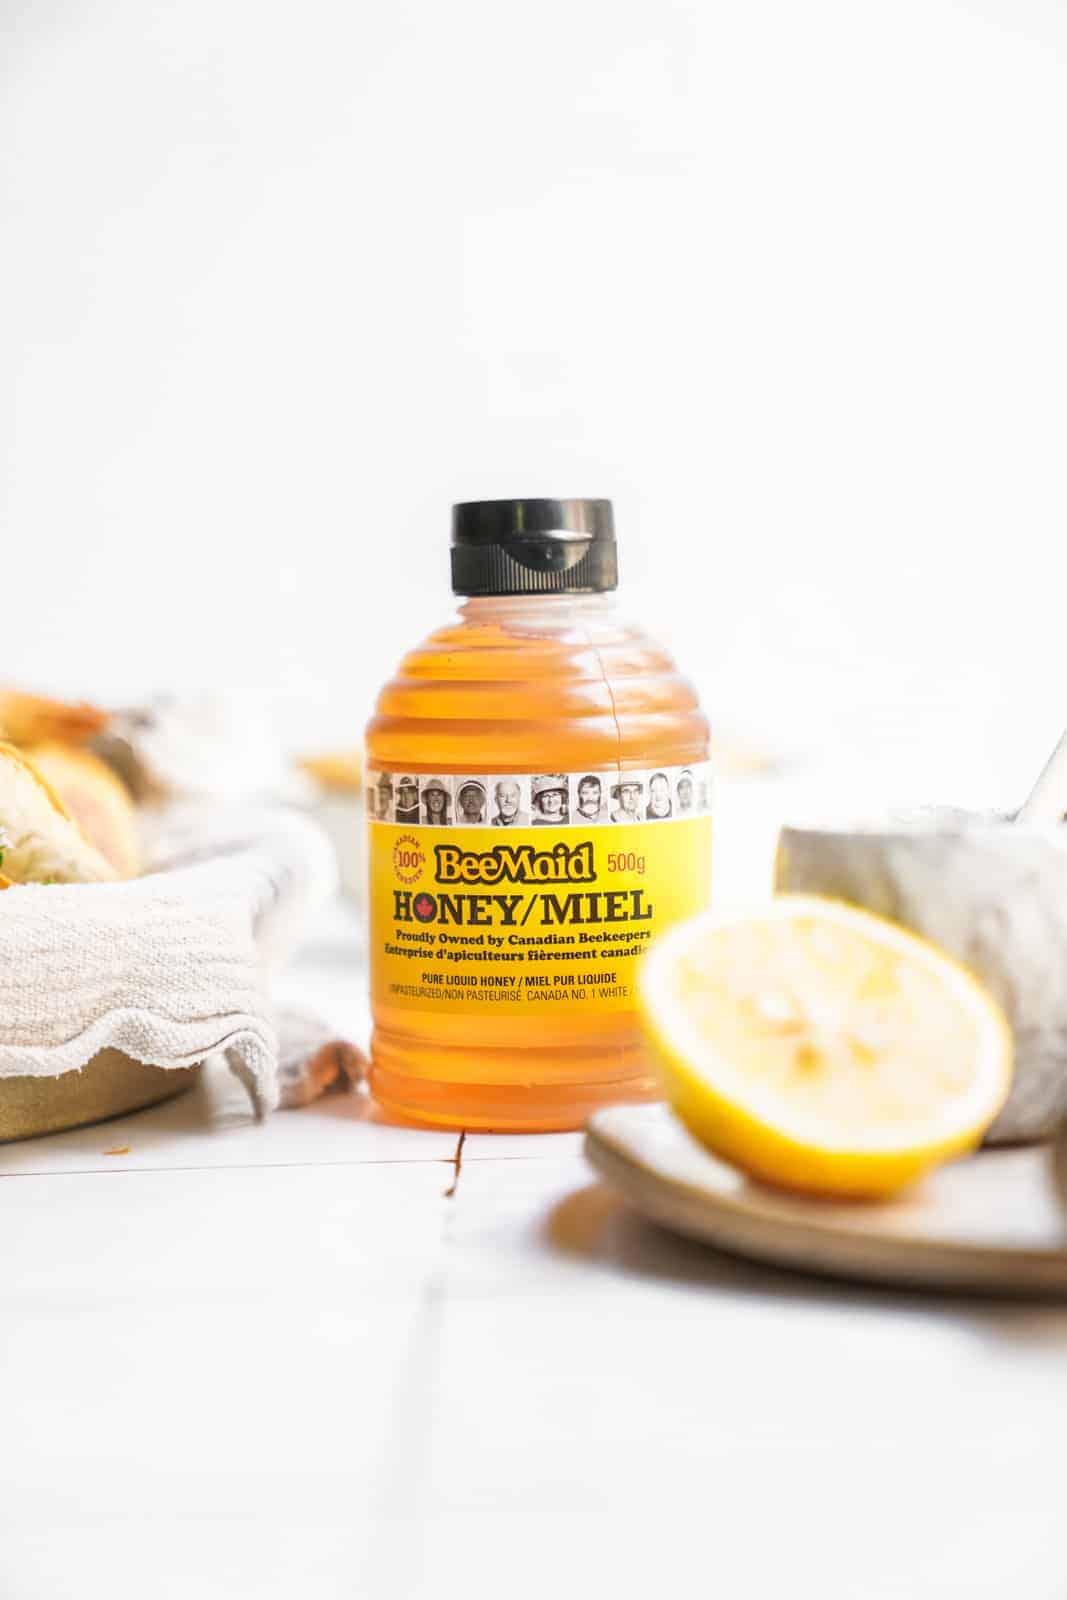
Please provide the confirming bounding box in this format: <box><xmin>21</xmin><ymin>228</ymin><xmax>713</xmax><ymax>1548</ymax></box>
<box><xmin>365</xmin><ymin>498</ymin><xmax>711</xmax><ymax>1131</ymax></box>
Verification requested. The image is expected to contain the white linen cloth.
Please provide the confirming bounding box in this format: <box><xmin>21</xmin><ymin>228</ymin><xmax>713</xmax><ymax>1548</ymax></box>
<box><xmin>0</xmin><ymin>805</ymin><xmax>344</xmax><ymax>1115</ymax></box>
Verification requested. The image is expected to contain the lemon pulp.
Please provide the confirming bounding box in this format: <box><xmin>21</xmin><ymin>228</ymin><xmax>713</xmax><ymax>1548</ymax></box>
<box><xmin>639</xmin><ymin>896</ymin><xmax>1012</xmax><ymax>1198</ymax></box>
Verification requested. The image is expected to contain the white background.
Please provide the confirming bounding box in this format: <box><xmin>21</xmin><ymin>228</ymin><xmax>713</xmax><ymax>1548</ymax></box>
<box><xmin>3</xmin><ymin>0</ymin><xmax>1066</xmax><ymax>799</ymax></box>
<box><xmin>4</xmin><ymin>14</ymin><xmax>1067</xmax><ymax>1595</ymax></box>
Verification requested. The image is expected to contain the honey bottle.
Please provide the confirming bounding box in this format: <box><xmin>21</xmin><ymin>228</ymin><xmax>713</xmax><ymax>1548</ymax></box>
<box><xmin>365</xmin><ymin>498</ymin><xmax>711</xmax><ymax>1131</ymax></box>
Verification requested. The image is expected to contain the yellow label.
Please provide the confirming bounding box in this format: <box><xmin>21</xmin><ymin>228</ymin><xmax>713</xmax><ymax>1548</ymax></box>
<box><xmin>367</xmin><ymin>769</ymin><xmax>712</xmax><ymax>1016</ymax></box>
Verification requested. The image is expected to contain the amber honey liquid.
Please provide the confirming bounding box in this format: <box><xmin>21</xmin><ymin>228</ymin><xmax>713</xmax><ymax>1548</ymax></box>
<box><xmin>365</xmin><ymin>593</ymin><xmax>711</xmax><ymax>1131</ymax></box>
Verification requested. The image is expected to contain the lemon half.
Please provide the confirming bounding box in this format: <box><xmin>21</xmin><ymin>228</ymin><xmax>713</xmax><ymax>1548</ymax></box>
<box><xmin>638</xmin><ymin>896</ymin><xmax>1012</xmax><ymax>1198</ymax></box>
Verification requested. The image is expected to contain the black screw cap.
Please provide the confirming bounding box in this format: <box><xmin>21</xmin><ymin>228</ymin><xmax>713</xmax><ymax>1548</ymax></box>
<box><xmin>450</xmin><ymin>498</ymin><xmax>617</xmax><ymax>596</ymax></box>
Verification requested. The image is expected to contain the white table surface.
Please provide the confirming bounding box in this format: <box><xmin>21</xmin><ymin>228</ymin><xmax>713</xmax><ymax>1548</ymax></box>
<box><xmin>3</xmin><ymin>782</ymin><xmax>1066</xmax><ymax>1599</ymax></box>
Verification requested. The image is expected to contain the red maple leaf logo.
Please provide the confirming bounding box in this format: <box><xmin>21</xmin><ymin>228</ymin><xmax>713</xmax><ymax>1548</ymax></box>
<box><xmin>413</xmin><ymin>893</ymin><xmax>435</xmax><ymax>921</ymax></box>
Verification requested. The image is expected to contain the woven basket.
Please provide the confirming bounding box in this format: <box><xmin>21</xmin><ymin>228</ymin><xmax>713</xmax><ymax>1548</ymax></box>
<box><xmin>0</xmin><ymin>1050</ymin><xmax>200</xmax><ymax>1142</ymax></box>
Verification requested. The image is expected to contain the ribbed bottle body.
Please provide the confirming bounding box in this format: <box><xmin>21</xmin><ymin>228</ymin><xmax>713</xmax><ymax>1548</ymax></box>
<box><xmin>365</xmin><ymin>594</ymin><xmax>711</xmax><ymax>1131</ymax></box>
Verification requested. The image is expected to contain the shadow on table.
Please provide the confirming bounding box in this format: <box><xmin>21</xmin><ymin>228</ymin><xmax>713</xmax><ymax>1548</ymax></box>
<box><xmin>0</xmin><ymin>1058</ymin><xmax>408</xmax><ymax>1168</ymax></box>
<box><xmin>546</xmin><ymin>1181</ymin><xmax>1067</xmax><ymax>1346</ymax></box>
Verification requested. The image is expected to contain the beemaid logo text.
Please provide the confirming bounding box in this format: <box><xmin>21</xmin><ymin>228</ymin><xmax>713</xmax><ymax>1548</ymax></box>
<box><xmin>433</xmin><ymin>840</ymin><xmax>596</xmax><ymax>887</ymax></box>
<box><xmin>392</xmin><ymin>835</ymin><xmax>653</xmax><ymax>928</ymax></box>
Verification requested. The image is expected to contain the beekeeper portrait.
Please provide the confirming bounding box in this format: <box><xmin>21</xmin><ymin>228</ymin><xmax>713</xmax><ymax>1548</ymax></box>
<box><xmin>531</xmin><ymin>775</ymin><xmax>568</xmax><ymax>826</ymax></box>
